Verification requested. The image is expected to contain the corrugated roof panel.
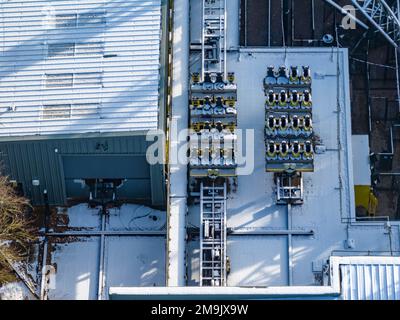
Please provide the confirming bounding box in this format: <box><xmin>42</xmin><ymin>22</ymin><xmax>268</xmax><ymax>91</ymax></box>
<box><xmin>0</xmin><ymin>0</ymin><xmax>162</xmax><ymax>137</ymax></box>
<box><xmin>340</xmin><ymin>263</ymin><xmax>400</xmax><ymax>300</ymax></box>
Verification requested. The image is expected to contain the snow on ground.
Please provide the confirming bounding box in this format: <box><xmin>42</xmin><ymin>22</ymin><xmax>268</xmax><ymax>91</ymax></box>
<box><xmin>186</xmin><ymin>240</ymin><xmax>200</xmax><ymax>286</ymax></box>
<box><xmin>108</xmin><ymin>204</ymin><xmax>166</xmax><ymax>231</ymax></box>
<box><xmin>0</xmin><ymin>282</ymin><xmax>35</xmax><ymax>300</ymax></box>
<box><xmin>227</xmin><ymin>237</ymin><xmax>288</xmax><ymax>286</ymax></box>
<box><xmin>63</xmin><ymin>203</ymin><xmax>166</xmax><ymax>231</ymax></box>
<box><xmin>225</xmin><ymin>48</ymin><xmax>399</xmax><ymax>286</ymax></box>
<box><xmin>49</xmin><ymin>238</ymin><xmax>100</xmax><ymax>300</ymax></box>
<box><xmin>105</xmin><ymin>237</ymin><xmax>165</xmax><ymax>289</ymax></box>
<box><xmin>48</xmin><ymin>203</ymin><xmax>166</xmax><ymax>300</ymax></box>
<box><xmin>62</xmin><ymin>204</ymin><xmax>101</xmax><ymax>229</ymax></box>
<box><xmin>26</xmin><ymin>243</ymin><xmax>40</xmax><ymax>283</ymax></box>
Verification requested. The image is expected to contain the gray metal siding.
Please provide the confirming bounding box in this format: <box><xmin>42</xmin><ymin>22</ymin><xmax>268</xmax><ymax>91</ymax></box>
<box><xmin>62</xmin><ymin>155</ymin><xmax>150</xmax><ymax>179</ymax></box>
<box><xmin>0</xmin><ymin>135</ymin><xmax>165</xmax><ymax>207</ymax></box>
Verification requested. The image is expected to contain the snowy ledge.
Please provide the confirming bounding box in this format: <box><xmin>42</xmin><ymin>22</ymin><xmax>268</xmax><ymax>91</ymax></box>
<box><xmin>108</xmin><ymin>286</ymin><xmax>339</xmax><ymax>300</ymax></box>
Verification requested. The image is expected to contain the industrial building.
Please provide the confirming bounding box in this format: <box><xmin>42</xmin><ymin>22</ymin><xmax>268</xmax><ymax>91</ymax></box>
<box><xmin>0</xmin><ymin>0</ymin><xmax>169</xmax><ymax>301</ymax></box>
<box><xmin>149</xmin><ymin>0</ymin><xmax>399</xmax><ymax>299</ymax></box>
<box><xmin>2</xmin><ymin>0</ymin><xmax>400</xmax><ymax>301</ymax></box>
<box><xmin>0</xmin><ymin>0</ymin><xmax>168</xmax><ymax>207</ymax></box>
<box><xmin>111</xmin><ymin>0</ymin><xmax>400</xmax><ymax>300</ymax></box>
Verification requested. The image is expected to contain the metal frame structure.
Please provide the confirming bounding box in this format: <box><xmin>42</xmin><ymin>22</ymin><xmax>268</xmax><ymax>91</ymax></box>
<box><xmin>325</xmin><ymin>0</ymin><xmax>400</xmax><ymax>47</ymax></box>
<box><xmin>263</xmin><ymin>66</ymin><xmax>315</xmax><ymax>205</ymax></box>
<box><xmin>201</xmin><ymin>0</ymin><xmax>227</xmax><ymax>80</ymax></box>
<box><xmin>199</xmin><ymin>181</ymin><xmax>227</xmax><ymax>286</ymax></box>
<box><xmin>276</xmin><ymin>173</ymin><xmax>304</xmax><ymax>205</ymax></box>
<box><xmin>191</xmin><ymin>0</ymin><xmax>234</xmax><ymax>287</ymax></box>
<box><xmin>352</xmin><ymin>0</ymin><xmax>400</xmax><ymax>47</ymax></box>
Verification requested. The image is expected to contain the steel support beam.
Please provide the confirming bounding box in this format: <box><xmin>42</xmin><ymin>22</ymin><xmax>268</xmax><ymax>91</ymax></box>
<box><xmin>228</xmin><ymin>229</ymin><xmax>314</xmax><ymax>236</ymax></box>
<box><xmin>352</xmin><ymin>0</ymin><xmax>400</xmax><ymax>47</ymax></box>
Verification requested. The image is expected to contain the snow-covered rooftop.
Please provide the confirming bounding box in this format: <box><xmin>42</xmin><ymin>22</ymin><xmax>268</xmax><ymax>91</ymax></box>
<box><xmin>2</xmin><ymin>0</ymin><xmax>400</xmax><ymax>301</ymax></box>
<box><xmin>110</xmin><ymin>256</ymin><xmax>400</xmax><ymax>300</ymax></box>
<box><xmin>352</xmin><ymin>135</ymin><xmax>371</xmax><ymax>186</ymax></box>
<box><xmin>0</xmin><ymin>0</ymin><xmax>163</xmax><ymax>137</ymax></box>
<box><xmin>180</xmin><ymin>0</ymin><xmax>400</xmax><ymax>287</ymax></box>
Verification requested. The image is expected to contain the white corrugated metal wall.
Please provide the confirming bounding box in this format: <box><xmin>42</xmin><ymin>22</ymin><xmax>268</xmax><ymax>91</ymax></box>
<box><xmin>0</xmin><ymin>0</ymin><xmax>162</xmax><ymax>136</ymax></box>
<box><xmin>340</xmin><ymin>263</ymin><xmax>400</xmax><ymax>300</ymax></box>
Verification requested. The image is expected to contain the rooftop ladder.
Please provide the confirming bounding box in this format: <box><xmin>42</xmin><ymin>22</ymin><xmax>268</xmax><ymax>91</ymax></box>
<box><xmin>200</xmin><ymin>181</ymin><xmax>227</xmax><ymax>286</ymax></box>
<box><xmin>201</xmin><ymin>0</ymin><xmax>227</xmax><ymax>80</ymax></box>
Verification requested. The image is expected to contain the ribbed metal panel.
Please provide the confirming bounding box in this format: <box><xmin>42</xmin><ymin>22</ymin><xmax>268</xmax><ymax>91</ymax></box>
<box><xmin>340</xmin><ymin>263</ymin><xmax>400</xmax><ymax>300</ymax></box>
<box><xmin>0</xmin><ymin>0</ymin><xmax>162</xmax><ymax>136</ymax></box>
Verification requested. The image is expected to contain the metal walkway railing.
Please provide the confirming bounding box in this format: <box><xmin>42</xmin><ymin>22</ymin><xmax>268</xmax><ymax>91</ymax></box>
<box><xmin>201</xmin><ymin>0</ymin><xmax>227</xmax><ymax>80</ymax></box>
<box><xmin>199</xmin><ymin>181</ymin><xmax>227</xmax><ymax>286</ymax></box>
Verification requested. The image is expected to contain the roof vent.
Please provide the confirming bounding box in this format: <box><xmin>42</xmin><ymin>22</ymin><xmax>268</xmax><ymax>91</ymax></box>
<box><xmin>322</xmin><ymin>34</ymin><xmax>334</xmax><ymax>44</ymax></box>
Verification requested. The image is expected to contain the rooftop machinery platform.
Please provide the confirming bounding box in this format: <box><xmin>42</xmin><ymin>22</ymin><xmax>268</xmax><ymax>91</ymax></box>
<box><xmin>264</xmin><ymin>65</ymin><xmax>317</xmax><ymax>174</ymax></box>
<box><xmin>180</xmin><ymin>0</ymin><xmax>400</xmax><ymax>289</ymax></box>
<box><xmin>264</xmin><ymin>64</ymin><xmax>323</xmax><ymax>205</ymax></box>
<box><xmin>187</xmin><ymin>45</ymin><xmax>400</xmax><ymax>287</ymax></box>
<box><xmin>189</xmin><ymin>0</ymin><xmax>238</xmax><ymax>179</ymax></box>
<box><xmin>188</xmin><ymin>0</ymin><xmax>235</xmax><ymax>287</ymax></box>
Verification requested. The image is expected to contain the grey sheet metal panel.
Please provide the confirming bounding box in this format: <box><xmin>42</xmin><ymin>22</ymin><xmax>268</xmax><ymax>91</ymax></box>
<box><xmin>0</xmin><ymin>134</ymin><xmax>165</xmax><ymax>207</ymax></box>
<box><xmin>62</xmin><ymin>155</ymin><xmax>150</xmax><ymax>179</ymax></box>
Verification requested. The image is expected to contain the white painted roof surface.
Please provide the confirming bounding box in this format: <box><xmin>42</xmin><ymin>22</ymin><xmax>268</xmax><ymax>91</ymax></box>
<box><xmin>110</xmin><ymin>256</ymin><xmax>400</xmax><ymax>300</ymax></box>
<box><xmin>167</xmin><ymin>0</ymin><xmax>190</xmax><ymax>286</ymax></box>
<box><xmin>0</xmin><ymin>0</ymin><xmax>162</xmax><ymax>137</ymax></box>
<box><xmin>330</xmin><ymin>256</ymin><xmax>400</xmax><ymax>300</ymax></box>
<box><xmin>49</xmin><ymin>238</ymin><xmax>100</xmax><ymax>300</ymax></box>
<box><xmin>228</xmin><ymin>48</ymin><xmax>353</xmax><ymax>286</ymax></box>
<box><xmin>183</xmin><ymin>0</ymin><xmax>400</xmax><ymax>288</ymax></box>
<box><xmin>352</xmin><ymin>135</ymin><xmax>371</xmax><ymax>185</ymax></box>
<box><xmin>186</xmin><ymin>46</ymin><xmax>400</xmax><ymax>287</ymax></box>
<box><xmin>227</xmin><ymin>48</ymin><xmax>399</xmax><ymax>286</ymax></box>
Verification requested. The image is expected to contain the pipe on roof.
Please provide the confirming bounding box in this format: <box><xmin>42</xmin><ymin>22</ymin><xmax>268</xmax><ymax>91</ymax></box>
<box><xmin>167</xmin><ymin>0</ymin><xmax>190</xmax><ymax>287</ymax></box>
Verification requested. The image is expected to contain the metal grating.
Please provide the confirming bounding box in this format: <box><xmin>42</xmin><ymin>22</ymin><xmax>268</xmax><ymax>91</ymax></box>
<box><xmin>352</xmin><ymin>0</ymin><xmax>400</xmax><ymax>47</ymax></box>
<box><xmin>200</xmin><ymin>181</ymin><xmax>227</xmax><ymax>287</ymax></box>
<box><xmin>201</xmin><ymin>0</ymin><xmax>227</xmax><ymax>80</ymax></box>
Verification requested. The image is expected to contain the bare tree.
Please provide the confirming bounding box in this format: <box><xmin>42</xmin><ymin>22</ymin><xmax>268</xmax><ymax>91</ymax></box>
<box><xmin>0</xmin><ymin>176</ymin><xmax>35</xmax><ymax>285</ymax></box>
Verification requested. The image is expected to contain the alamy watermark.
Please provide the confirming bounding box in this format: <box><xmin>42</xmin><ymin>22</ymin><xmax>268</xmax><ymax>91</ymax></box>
<box><xmin>342</xmin><ymin>5</ymin><xmax>357</xmax><ymax>30</ymax></box>
<box><xmin>146</xmin><ymin>118</ymin><xmax>255</xmax><ymax>176</ymax></box>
